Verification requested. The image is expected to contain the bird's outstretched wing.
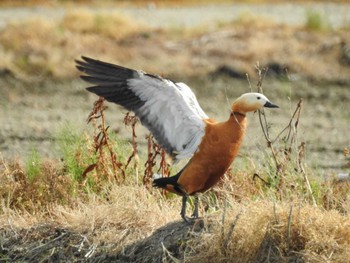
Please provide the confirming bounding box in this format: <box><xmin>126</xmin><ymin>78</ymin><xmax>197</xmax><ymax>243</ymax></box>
<box><xmin>76</xmin><ymin>56</ymin><xmax>208</xmax><ymax>161</ymax></box>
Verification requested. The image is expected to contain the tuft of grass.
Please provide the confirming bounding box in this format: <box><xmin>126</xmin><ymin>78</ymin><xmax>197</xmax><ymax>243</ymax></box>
<box><xmin>0</xmin><ymin>18</ymin><xmax>59</xmax><ymax>78</ymax></box>
<box><xmin>61</xmin><ymin>9</ymin><xmax>146</xmax><ymax>40</ymax></box>
<box><xmin>305</xmin><ymin>10</ymin><xmax>330</xmax><ymax>31</ymax></box>
<box><xmin>0</xmin><ymin>11</ymin><xmax>147</xmax><ymax>79</ymax></box>
<box><xmin>56</xmin><ymin>124</ymin><xmax>89</xmax><ymax>182</ymax></box>
<box><xmin>232</xmin><ymin>11</ymin><xmax>275</xmax><ymax>28</ymax></box>
<box><xmin>0</xmin><ymin>158</ymin><xmax>74</xmax><ymax>212</ymax></box>
<box><xmin>322</xmin><ymin>179</ymin><xmax>350</xmax><ymax>214</ymax></box>
<box><xmin>186</xmin><ymin>200</ymin><xmax>350</xmax><ymax>263</ymax></box>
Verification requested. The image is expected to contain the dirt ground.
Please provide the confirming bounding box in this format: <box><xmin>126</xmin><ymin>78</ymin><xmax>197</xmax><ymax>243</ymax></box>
<box><xmin>1</xmin><ymin>74</ymin><xmax>349</xmax><ymax>176</ymax></box>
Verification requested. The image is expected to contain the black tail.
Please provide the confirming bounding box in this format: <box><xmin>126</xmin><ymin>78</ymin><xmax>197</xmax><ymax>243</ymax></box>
<box><xmin>153</xmin><ymin>166</ymin><xmax>186</xmax><ymax>195</ymax></box>
<box><xmin>153</xmin><ymin>175</ymin><xmax>179</xmax><ymax>189</ymax></box>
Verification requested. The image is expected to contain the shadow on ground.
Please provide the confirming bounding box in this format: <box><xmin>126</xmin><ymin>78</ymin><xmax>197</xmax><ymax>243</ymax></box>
<box><xmin>1</xmin><ymin>219</ymin><xmax>304</xmax><ymax>263</ymax></box>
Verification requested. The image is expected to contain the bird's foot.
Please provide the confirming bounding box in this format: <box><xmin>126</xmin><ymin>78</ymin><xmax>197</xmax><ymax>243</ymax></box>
<box><xmin>191</xmin><ymin>211</ymin><xmax>199</xmax><ymax>219</ymax></box>
<box><xmin>181</xmin><ymin>195</ymin><xmax>200</xmax><ymax>223</ymax></box>
<box><xmin>181</xmin><ymin>212</ymin><xmax>200</xmax><ymax>224</ymax></box>
<box><xmin>181</xmin><ymin>212</ymin><xmax>196</xmax><ymax>224</ymax></box>
<box><xmin>181</xmin><ymin>215</ymin><xmax>191</xmax><ymax>224</ymax></box>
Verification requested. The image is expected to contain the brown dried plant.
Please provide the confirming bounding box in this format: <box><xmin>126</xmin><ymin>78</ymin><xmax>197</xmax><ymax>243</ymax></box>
<box><xmin>0</xmin><ymin>156</ymin><xmax>73</xmax><ymax>212</ymax></box>
<box><xmin>83</xmin><ymin>97</ymin><xmax>125</xmax><ymax>184</ymax></box>
<box><xmin>144</xmin><ymin>134</ymin><xmax>171</xmax><ymax>190</ymax></box>
<box><xmin>84</xmin><ymin>98</ymin><xmax>170</xmax><ymax>190</ymax></box>
<box><xmin>123</xmin><ymin>112</ymin><xmax>139</xmax><ymax>170</ymax></box>
<box><xmin>116</xmin><ymin>112</ymin><xmax>171</xmax><ymax>189</ymax></box>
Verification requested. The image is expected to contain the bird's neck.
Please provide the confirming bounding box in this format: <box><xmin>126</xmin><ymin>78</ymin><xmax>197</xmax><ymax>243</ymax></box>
<box><xmin>228</xmin><ymin>111</ymin><xmax>247</xmax><ymax>132</ymax></box>
<box><xmin>231</xmin><ymin>101</ymin><xmax>246</xmax><ymax>116</ymax></box>
<box><xmin>230</xmin><ymin>111</ymin><xmax>246</xmax><ymax>118</ymax></box>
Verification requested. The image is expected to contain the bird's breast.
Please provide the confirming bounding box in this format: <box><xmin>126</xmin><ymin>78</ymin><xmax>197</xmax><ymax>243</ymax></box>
<box><xmin>177</xmin><ymin>116</ymin><xmax>247</xmax><ymax>195</ymax></box>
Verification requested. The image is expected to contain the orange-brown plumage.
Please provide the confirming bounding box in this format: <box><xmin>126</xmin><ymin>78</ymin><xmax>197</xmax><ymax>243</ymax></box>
<box><xmin>177</xmin><ymin>113</ymin><xmax>246</xmax><ymax>195</ymax></box>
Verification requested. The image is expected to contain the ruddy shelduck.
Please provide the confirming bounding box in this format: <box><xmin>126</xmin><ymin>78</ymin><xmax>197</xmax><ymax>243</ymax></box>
<box><xmin>76</xmin><ymin>56</ymin><xmax>279</xmax><ymax>222</ymax></box>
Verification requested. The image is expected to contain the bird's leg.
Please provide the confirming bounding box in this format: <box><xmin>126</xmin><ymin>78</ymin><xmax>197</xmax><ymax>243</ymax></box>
<box><xmin>191</xmin><ymin>195</ymin><xmax>199</xmax><ymax>218</ymax></box>
<box><xmin>181</xmin><ymin>195</ymin><xmax>190</xmax><ymax>223</ymax></box>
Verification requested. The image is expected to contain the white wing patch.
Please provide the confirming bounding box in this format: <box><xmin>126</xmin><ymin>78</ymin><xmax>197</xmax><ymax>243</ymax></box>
<box><xmin>175</xmin><ymin>82</ymin><xmax>208</xmax><ymax>120</ymax></box>
<box><xmin>128</xmin><ymin>72</ymin><xmax>207</xmax><ymax>161</ymax></box>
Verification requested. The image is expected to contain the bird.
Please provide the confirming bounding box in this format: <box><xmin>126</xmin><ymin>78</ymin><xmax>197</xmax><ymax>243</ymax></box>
<box><xmin>76</xmin><ymin>56</ymin><xmax>279</xmax><ymax>223</ymax></box>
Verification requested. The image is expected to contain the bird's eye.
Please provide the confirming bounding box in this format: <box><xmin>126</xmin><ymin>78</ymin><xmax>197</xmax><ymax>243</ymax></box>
<box><xmin>257</xmin><ymin>96</ymin><xmax>261</xmax><ymax>100</ymax></box>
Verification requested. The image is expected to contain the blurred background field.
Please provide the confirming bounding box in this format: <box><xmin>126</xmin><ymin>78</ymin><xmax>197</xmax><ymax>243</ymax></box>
<box><xmin>1</xmin><ymin>1</ymin><xmax>350</xmax><ymax>262</ymax></box>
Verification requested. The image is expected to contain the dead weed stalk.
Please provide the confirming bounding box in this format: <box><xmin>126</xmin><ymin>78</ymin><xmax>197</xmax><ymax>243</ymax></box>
<box><xmin>253</xmin><ymin>64</ymin><xmax>315</xmax><ymax>205</ymax></box>
<box><xmin>0</xmin><ymin>158</ymin><xmax>73</xmax><ymax>212</ymax></box>
<box><xmin>123</xmin><ymin>112</ymin><xmax>139</xmax><ymax>171</ymax></box>
<box><xmin>84</xmin><ymin>97</ymin><xmax>125</xmax><ymax>184</ymax></box>
<box><xmin>123</xmin><ymin>112</ymin><xmax>140</xmax><ymax>184</ymax></box>
<box><xmin>144</xmin><ymin>134</ymin><xmax>170</xmax><ymax>190</ymax></box>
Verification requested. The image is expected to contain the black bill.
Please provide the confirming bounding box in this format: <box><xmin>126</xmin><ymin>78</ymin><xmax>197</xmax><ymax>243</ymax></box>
<box><xmin>264</xmin><ymin>101</ymin><xmax>279</xmax><ymax>108</ymax></box>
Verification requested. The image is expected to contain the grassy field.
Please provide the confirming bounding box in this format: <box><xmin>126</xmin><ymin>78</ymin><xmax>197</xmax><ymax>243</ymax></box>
<box><xmin>1</xmin><ymin>113</ymin><xmax>350</xmax><ymax>261</ymax></box>
<box><xmin>1</xmin><ymin>3</ymin><xmax>350</xmax><ymax>262</ymax></box>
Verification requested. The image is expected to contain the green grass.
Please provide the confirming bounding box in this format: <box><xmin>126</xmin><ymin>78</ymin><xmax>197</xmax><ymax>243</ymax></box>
<box><xmin>25</xmin><ymin>148</ymin><xmax>42</xmax><ymax>182</ymax></box>
<box><xmin>56</xmin><ymin>124</ymin><xmax>89</xmax><ymax>182</ymax></box>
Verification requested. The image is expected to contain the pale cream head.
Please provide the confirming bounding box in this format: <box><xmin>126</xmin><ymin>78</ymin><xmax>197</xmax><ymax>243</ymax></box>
<box><xmin>231</xmin><ymin>92</ymin><xmax>279</xmax><ymax>114</ymax></box>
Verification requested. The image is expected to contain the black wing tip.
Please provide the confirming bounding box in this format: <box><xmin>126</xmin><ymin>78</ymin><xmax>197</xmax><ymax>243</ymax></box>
<box><xmin>75</xmin><ymin>55</ymin><xmax>94</xmax><ymax>62</ymax></box>
<box><xmin>76</xmin><ymin>65</ymin><xmax>86</xmax><ymax>73</ymax></box>
<box><xmin>77</xmin><ymin>56</ymin><xmax>130</xmax><ymax>68</ymax></box>
<box><xmin>80</xmin><ymin>56</ymin><xmax>97</xmax><ymax>63</ymax></box>
<box><xmin>75</xmin><ymin>56</ymin><xmax>90</xmax><ymax>73</ymax></box>
<box><xmin>75</xmin><ymin>56</ymin><xmax>92</xmax><ymax>66</ymax></box>
<box><xmin>80</xmin><ymin>75</ymin><xmax>92</xmax><ymax>82</ymax></box>
<box><xmin>86</xmin><ymin>86</ymin><xmax>97</xmax><ymax>92</ymax></box>
<box><xmin>75</xmin><ymin>56</ymin><xmax>103</xmax><ymax>69</ymax></box>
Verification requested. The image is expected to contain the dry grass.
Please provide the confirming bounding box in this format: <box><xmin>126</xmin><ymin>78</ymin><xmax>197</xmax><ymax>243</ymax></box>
<box><xmin>188</xmin><ymin>201</ymin><xmax>350</xmax><ymax>262</ymax></box>
<box><xmin>0</xmin><ymin>10</ymin><xmax>147</xmax><ymax>79</ymax></box>
<box><xmin>0</xmin><ymin>8</ymin><xmax>349</xmax><ymax>81</ymax></box>
<box><xmin>1</xmin><ymin>180</ymin><xmax>350</xmax><ymax>261</ymax></box>
<box><xmin>1</xmin><ymin>118</ymin><xmax>350</xmax><ymax>260</ymax></box>
<box><xmin>0</xmin><ymin>185</ymin><xmax>180</xmax><ymax>260</ymax></box>
<box><xmin>1</xmin><ymin>135</ymin><xmax>350</xmax><ymax>261</ymax></box>
<box><xmin>61</xmin><ymin>9</ymin><xmax>144</xmax><ymax>40</ymax></box>
<box><xmin>0</xmin><ymin>157</ymin><xmax>75</xmax><ymax>213</ymax></box>
<box><xmin>46</xmin><ymin>186</ymin><xmax>178</xmax><ymax>246</ymax></box>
